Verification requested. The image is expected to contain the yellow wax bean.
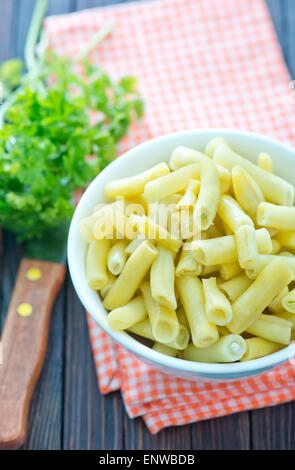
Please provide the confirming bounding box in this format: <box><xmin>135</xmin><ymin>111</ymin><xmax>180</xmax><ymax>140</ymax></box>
<box><xmin>177</xmin><ymin>305</ymin><xmax>190</xmax><ymax>330</ymax></box>
<box><xmin>167</xmin><ymin>324</ymin><xmax>190</xmax><ymax>350</ymax></box>
<box><xmin>213</xmin><ymin>142</ymin><xmax>294</xmax><ymax>206</ymax></box>
<box><xmin>130</xmin><ymin>317</ymin><xmax>188</xmax><ymax>351</ymax></box>
<box><xmin>170</xmin><ymin>144</ymin><xmax>232</xmax><ymax>194</ymax></box>
<box><xmin>86</xmin><ymin>239</ymin><xmax>111</xmax><ymax>290</ymax></box>
<box><xmin>193</xmin><ymin>156</ymin><xmax>220</xmax><ymax>231</ymax></box>
<box><xmin>204</xmin><ymin>224</ymin><xmax>223</xmax><ymax>239</ymax></box>
<box><xmin>80</xmin><ymin>202</ymin><xmax>116</xmax><ymax>242</ymax></box>
<box><xmin>275</xmin><ymin>231</ymin><xmax>295</xmax><ymax>250</ymax></box>
<box><xmin>104</xmin><ymin>162</ymin><xmax>170</xmax><ymax>198</ymax></box>
<box><xmin>234</xmin><ymin>225</ymin><xmax>258</xmax><ymax>269</ymax></box>
<box><xmin>241</xmin><ymin>337</ymin><xmax>281</xmax><ymax>361</ymax></box>
<box><xmin>280</xmin><ymin>251</ymin><xmax>295</xmax><ymax>256</ymax></box>
<box><xmin>245</xmin><ymin>254</ymin><xmax>295</xmax><ymax>279</ymax></box>
<box><xmin>217</xmin><ymin>165</ymin><xmax>231</xmax><ymax>194</ymax></box>
<box><xmin>271</xmin><ymin>238</ymin><xmax>282</xmax><ymax>254</ymax></box>
<box><xmin>217</xmin><ymin>195</ymin><xmax>254</xmax><ymax>232</ymax></box>
<box><xmin>232</xmin><ymin>165</ymin><xmax>264</xmax><ymax>220</ymax></box>
<box><xmin>133</xmin><ymin>215</ymin><xmax>183</xmax><ymax>253</ymax></box>
<box><xmin>201</xmin><ymin>265</ymin><xmax>220</xmax><ymax>276</ymax></box>
<box><xmin>143</xmin><ymin>164</ymin><xmax>200</xmax><ymax>203</ymax></box>
<box><xmin>150</xmin><ymin>246</ymin><xmax>177</xmax><ymax>310</ymax></box>
<box><xmin>107</xmin><ymin>240</ymin><xmax>128</xmax><ymax>275</ymax></box>
<box><xmin>228</xmin><ymin>258</ymin><xmax>293</xmax><ymax>334</ymax></box>
<box><xmin>276</xmin><ymin>310</ymin><xmax>295</xmax><ymax>329</ymax></box>
<box><xmin>152</xmin><ymin>343</ymin><xmax>178</xmax><ymax>357</ymax></box>
<box><xmin>219</xmin><ymin>273</ymin><xmax>252</xmax><ymax>302</ymax></box>
<box><xmin>183</xmin><ymin>334</ymin><xmax>246</xmax><ymax>363</ymax></box>
<box><xmin>110</xmin><ymin>211</ymin><xmax>150</xmax><ymax>241</ymax></box>
<box><xmin>281</xmin><ymin>288</ymin><xmax>295</xmax><ymax>313</ymax></box>
<box><xmin>218</xmin><ymin>326</ymin><xmax>231</xmax><ymax>336</ymax></box>
<box><xmin>128</xmin><ymin>318</ymin><xmax>154</xmax><ymax>341</ymax></box>
<box><xmin>176</xmin><ymin>249</ymin><xmax>202</xmax><ymax>277</ymax></box>
<box><xmin>246</xmin><ymin>313</ymin><xmax>292</xmax><ymax>345</ymax></box>
<box><xmin>160</xmin><ymin>193</ymin><xmax>183</xmax><ymax>205</ymax></box>
<box><xmin>190</xmin><ymin>228</ymin><xmax>271</xmax><ymax>266</ymax></box>
<box><xmin>267</xmin><ymin>228</ymin><xmax>278</xmax><ymax>238</ymax></box>
<box><xmin>124</xmin><ymin>237</ymin><xmax>146</xmax><ymax>254</ymax></box>
<box><xmin>205</xmin><ymin>137</ymin><xmax>227</xmax><ymax>158</ymax></box>
<box><xmin>258</xmin><ymin>152</ymin><xmax>273</xmax><ymax>173</ymax></box>
<box><xmin>176</xmin><ymin>276</ymin><xmax>219</xmax><ymax>348</ymax></box>
<box><xmin>100</xmin><ymin>273</ymin><xmax>117</xmax><ymax>299</ymax></box>
<box><xmin>141</xmin><ymin>282</ymin><xmax>179</xmax><ymax>344</ymax></box>
<box><xmin>168</xmin><ymin>146</ymin><xmax>229</xmax><ymax>193</ymax></box>
<box><xmin>257</xmin><ymin>202</ymin><xmax>295</xmax><ymax>231</ymax></box>
<box><xmin>179</xmin><ymin>213</ymin><xmax>195</xmax><ymax>240</ymax></box>
<box><xmin>219</xmin><ymin>262</ymin><xmax>242</xmax><ymax>280</ymax></box>
<box><xmin>108</xmin><ymin>295</ymin><xmax>147</xmax><ymax>330</ymax></box>
<box><xmin>170</xmin><ymin>147</ymin><xmax>231</xmax><ymax>192</ymax></box>
<box><xmin>268</xmin><ymin>287</ymin><xmax>289</xmax><ymax>314</ymax></box>
<box><xmin>169</xmin><ymin>146</ymin><xmax>205</xmax><ymax>170</ymax></box>
<box><xmin>213</xmin><ymin>213</ymin><xmax>227</xmax><ymax>235</ymax></box>
<box><xmin>176</xmin><ymin>179</ymin><xmax>200</xmax><ymax>208</ymax></box>
<box><xmin>202</xmin><ymin>277</ymin><xmax>233</xmax><ymax>325</ymax></box>
<box><xmin>103</xmin><ymin>241</ymin><xmax>158</xmax><ymax>310</ymax></box>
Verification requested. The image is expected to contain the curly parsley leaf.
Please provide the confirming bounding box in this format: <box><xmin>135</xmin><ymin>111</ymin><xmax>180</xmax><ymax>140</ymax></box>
<box><xmin>0</xmin><ymin>52</ymin><xmax>143</xmax><ymax>242</ymax></box>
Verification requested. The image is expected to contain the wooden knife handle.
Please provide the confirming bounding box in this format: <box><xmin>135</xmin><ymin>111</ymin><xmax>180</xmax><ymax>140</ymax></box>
<box><xmin>0</xmin><ymin>258</ymin><xmax>66</xmax><ymax>449</ymax></box>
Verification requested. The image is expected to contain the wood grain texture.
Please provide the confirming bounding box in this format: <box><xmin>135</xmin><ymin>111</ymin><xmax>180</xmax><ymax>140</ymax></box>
<box><xmin>250</xmin><ymin>0</ymin><xmax>295</xmax><ymax>452</ymax></box>
<box><xmin>191</xmin><ymin>413</ymin><xmax>250</xmax><ymax>450</ymax></box>
<box><xmin>63</xmin><ymin>278</ymin><xmax>125</xmax><ymax>450</ymax></box>
<box><xmin>0</xmin><ymin>258</ymin><xmax>66</xmax><ymax>449</ymax></box>
<box><xmin>0</xmin><ymin>0</ymin><xmax>15</xmax><ymax>62</ymax></box>
<box><xmin>22</xmin><ymin>284</ymin><xmax>66</xmax><ymax>450</ymax></box>
<box><xmin>124</xmin><ymin>416</ymin><xmax>192</xmax><ymax>450</ymax></box>
<box><xmin>250</xmin><ymin>403</ymin><xmax>295</xmax><ymax>450</ymax></box>
<box><xmin>0</xmin><ymin>0</ymin><xmax>294</xmax><ymax>451</ymax></box>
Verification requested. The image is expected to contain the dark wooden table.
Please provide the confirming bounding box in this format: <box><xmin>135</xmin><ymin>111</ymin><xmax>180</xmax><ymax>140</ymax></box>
<box><xmin>1</xmin><ymin>0</ymin><xmax>295</xmax><ymax>450</ymax></box>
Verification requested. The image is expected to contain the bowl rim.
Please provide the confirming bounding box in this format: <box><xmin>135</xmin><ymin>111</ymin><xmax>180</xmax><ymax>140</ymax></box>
<box><xmin>68</xmin><ymin>128</ymin><xmax>295</xmax><ymax>376</ymax></box>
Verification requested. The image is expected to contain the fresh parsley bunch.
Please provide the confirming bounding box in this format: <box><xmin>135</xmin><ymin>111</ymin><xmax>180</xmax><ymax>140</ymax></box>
<box><xmin>0</xmin><ymin>2</ymin><xmax>143</xmax><ymax>242</ymax></box>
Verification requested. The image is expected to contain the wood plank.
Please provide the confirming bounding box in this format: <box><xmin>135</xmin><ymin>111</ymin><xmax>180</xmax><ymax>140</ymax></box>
<box><xmin>191</xmin><ymin>413</ymin><xmax>250</xmax><ymax>450</ymax></box>
<box><xmin>10</xmin><ymin>0</ymin><xmax>73</xmax><ymax>450</ymax></box>
<box><xmin>0</xmin><ymin>0</ymin><xmax>16</xmax><ymax>62</ymax></box>
<box><xmin>251</xmin><ymin>403</ymin><xmax>295</xmax><ymax>449</ymax></box>
<box><xmin>63</xmin><ymin>278</ymin><xmax>125</xmax><ymax>450</ymax></box>
<box><xmin>250</xmin><ymin>0</ymin><xmax>295</xmax><ymax>452</ymax></box>
<box><xmin>0</xmin><ymin>233</ymin><xmax>22</xmax><ymax>332</ymax></box>
<box><xmin>266</xmin><ymin>0</ymin><xmax>285</xmax><ymax>50</ymax></box>
<box><xmin>23</xmin><ymin>286</ymin><xmax>66</xmax><ymax>450</ymax></box>
<box><xmin>124</xmin><ymin>415</ymin><xmax>192</xmax><ymax>450</ymax></box>
<box><xmin>47</xmin><ymin>0</ymin><xmax>77</xmax><ymax>15</ymax></box>
<box><xmin>76</xmin><ymin>0</ymin><xmax>142</xmax><ymax>10</ymax></box>
<box><xmin>285</xmin><ymin>0</ymin><xmax>295</xmax><ymax>78</ymax></box>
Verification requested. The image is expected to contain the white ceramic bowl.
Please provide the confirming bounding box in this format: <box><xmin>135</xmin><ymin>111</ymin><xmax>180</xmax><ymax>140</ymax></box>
<box><xmin>68</xmin><ymin>129</ymin><xmax>295</xmax><ymax>381</ymax></box>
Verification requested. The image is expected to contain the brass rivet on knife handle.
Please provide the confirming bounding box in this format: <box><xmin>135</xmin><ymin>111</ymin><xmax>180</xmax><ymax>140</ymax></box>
<box><xmin>0</xmin><ymin>258</ymin><xmax>66</xmax><ymax>449</ymax></box>
<box><xmin>26</xmin><ymin>267</ymin><xmax>42</xmax><ymax>281</ymax></box>
<box><xmin>17</xmin><ymin>303</ymin><xmax>33</xmax><ymax>317</ymax></box>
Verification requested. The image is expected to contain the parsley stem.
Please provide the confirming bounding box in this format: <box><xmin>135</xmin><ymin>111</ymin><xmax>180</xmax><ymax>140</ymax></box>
<box><xmin>0</xmin><ymin>0</ymin><xmax>47</xmax><ymax>128</ymax></box>
<box><xmin>24</xmin><ymin>0</ymin><xmax>47</xmax><ymax>72</ymax></box>
<box><xmin>76</xmin><ymin>21</ymin><xmax>114</xmax><ymax>61</ymax></box>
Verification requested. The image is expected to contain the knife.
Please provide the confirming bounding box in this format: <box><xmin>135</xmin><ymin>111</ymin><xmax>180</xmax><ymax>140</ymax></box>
<box><xmin>0</xmin><ymin>223</ymin><xmax>68</xmax><ymax>449</ymax></box>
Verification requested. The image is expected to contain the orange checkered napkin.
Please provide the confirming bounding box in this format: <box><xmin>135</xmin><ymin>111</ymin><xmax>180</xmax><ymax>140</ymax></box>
<box><xmin>45</xmin><ymin>0</ymin><xmax>295</xmax><ymax>433</ymax></box>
